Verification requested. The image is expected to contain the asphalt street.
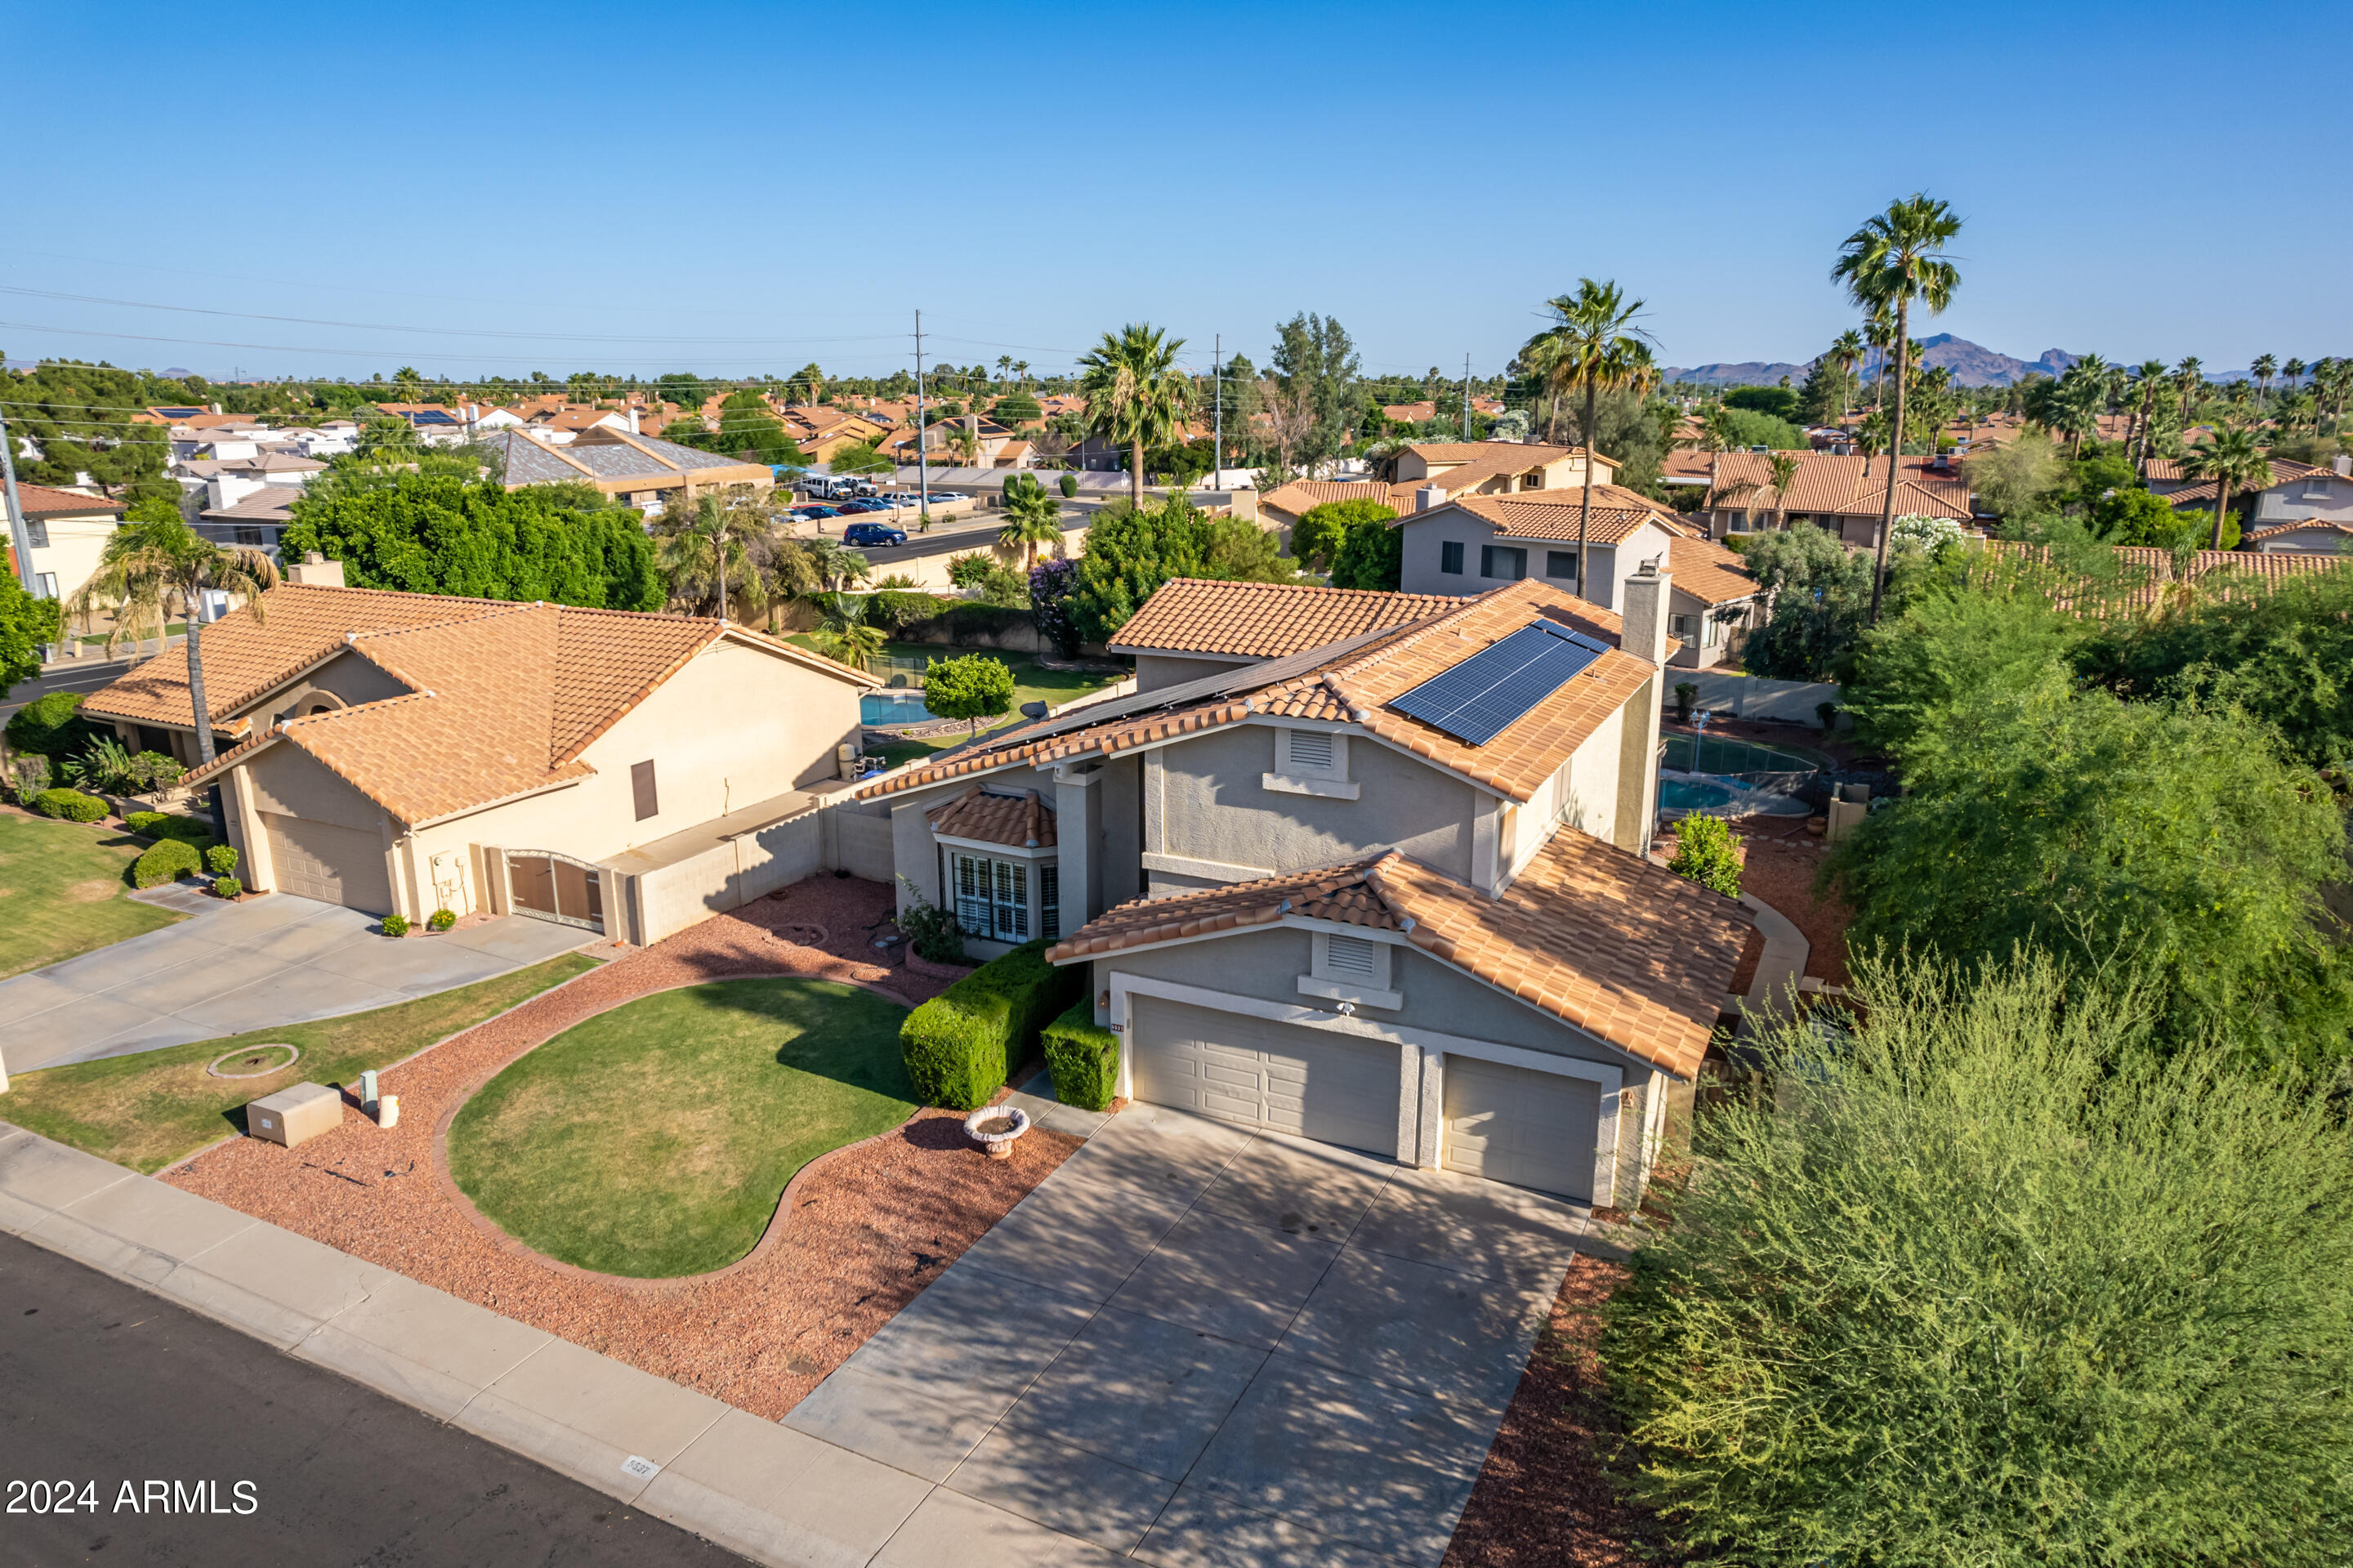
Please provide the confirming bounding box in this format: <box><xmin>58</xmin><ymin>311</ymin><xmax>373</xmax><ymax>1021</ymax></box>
<box><xmin>0</xmin><ymin>1231</ymin><xmax>743</xmax><ymax>1567</ymax></box>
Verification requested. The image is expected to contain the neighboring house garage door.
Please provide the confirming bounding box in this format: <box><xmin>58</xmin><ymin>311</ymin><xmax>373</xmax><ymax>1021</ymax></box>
<box><xmin>1128</xmin><ymin>996</ymin><xmax>1397</xmax><ymax>1156</ymax></box>
<box><xmin>1441</xmin><ymin>1057</ymin><xmax>1601</xmax><ymax>1202</ymax></box>
<box><xmin>263</xmin><ymin>812</ymin><xmax>392</xmax><ymax>914</ymax></box>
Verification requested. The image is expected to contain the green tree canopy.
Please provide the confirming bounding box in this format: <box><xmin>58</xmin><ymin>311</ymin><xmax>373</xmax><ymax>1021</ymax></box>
<box><xmin>922</xmin><ymin>653</ymin><xmax>1016</xmax><ymax>735</ymax></box>
<box><xmin>1328</xmin><ymin>515</ymin><xmax>1402</xmax><ymax>591</ymax></box>
<box><xmin>2</xmin><ymin>361</ymin><xmax>176</xmax><ymax>504</ymax></box>
<box><xmin>1270</xmin><ymin>312</ymin><xmax>1360</xmax><ymax>473</ymax></box>
<box><xmin>0</xmin><ymin>575</ymin><xmax>64</xmax><ymax>699</ymax></box>
<box><xmin>1064</xmin><ymin>494</ymin><xmax>1293</xmax><ymax>645</ymax></box>
<box><xmin>1289</xmin><ymin>498</ymin><xmax>1395</xmax><ymax>574</ymax></box>
<box><xmin>1962</xmin><ymin>429</ymin><xmax>2063</xmax><ymax>518</ymax></box>
<box><xmin>279</xmin><ymin>473</ymin><xmax>661</xmax><ymax>610</ymax></box>
<box><xmin>1724</xmin><ymin>385</ymin><xmax>1801</xmax><ymax>421</ymax></box>
<box><xmin>1734</xmin><ymin>523</ymin><xmax>1885</xmax><ymax>679</ymax></box>
<box><xmin>990</xmin><ymin>391</ymin><xmax>1042</xmax><ymax>426</ymax></box>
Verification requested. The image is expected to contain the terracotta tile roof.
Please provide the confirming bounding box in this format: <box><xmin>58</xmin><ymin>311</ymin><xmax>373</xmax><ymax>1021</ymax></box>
<box><xmin>1049</xmin><ymin>836</ymin><xmax>1749</xmax><ymax>1079</ymax></box>
<box><xmin>1662</xmin><ymin>450</ymin><xmax>1973</xmax><ymax>520</ymax></box>
<box><xmin>2141</xmin><ymin>457</ymin><xmax>2321</xmax><ymax>487</ymax></box>
<box><xmin>926</xmin><ymin>785</ymin><xmax>1056</xmax><ymax>848</ymax></box>
<box><xmin>1666</xmin><ymin>537</ymin><xmax>1759</xmax><ymax>605</ymax></box>
<box><xmin>8</xmin><ymin>482</ymin><xmax>123</xmax><ymax>518</ymax></box>
<box><xmin>94</xmin><ymin>585</ymin><xmax>872</xmax><ymax>825</ymax></box>
<box><xmin>1382</xmin><ymin>401</ymin><xmax>1438</xmax><ymax>422</ymax></box>
<box><xmin>1981</xmin><ymin>539</ymin><xmax>2352</xmax><ymax>614</ymax></box>
<box><xmin>2244</xmin><ymin>518</ymin><xmax>2353</xmax><ymax>543</ymax></box>
<box><xmin>864</xmin><ymin>578</ymin><xmax>1664</xmax><ymax>807</ymax></box>
<box><xmin>1257</xmin><ymin>480</ymin><xmax>1418</xmax><ymax>520</ymax></box>
<box><xmin>1436</xmin><ymin>487</ymin><xmax>1679</xmax><ymax>546</ymax></box>
<box><xmin>2159</xmin><ymin>462</ymin><xmax>2330</xmax><ymax>509</ymax></box>
<box><xmin>1108</xmin><ymin>579</ymin><xmax>1462</xmax><ymax>659</ymax></box>
<box><xmin>1407</xmin><ymin>441</ymin><xmax>1610</xmax><ymax>467</ymax></box>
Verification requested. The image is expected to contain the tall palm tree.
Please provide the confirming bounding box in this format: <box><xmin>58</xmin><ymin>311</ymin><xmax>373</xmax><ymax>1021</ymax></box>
<box><xmin>1830</xmin><ymin>328</ymin><xmax>1867</xmax><ymax>422</ymax></box>
<box><xmin>2128</xmin><ymin>360</ymin><xmax>2168</xmax><ymax>465</ymax></box>
<box><xmin>1766</xmin><ymin>452</ymin><xmax>1801</xmax><ymax>532</ymax></box>
<box><xmin>68</xmin><ymin>519</ymin><xmax>280</xmax><ymax>766</ymax></box>
<box><xmin>2252</xmin><ymin>354</ymin><xmax>2278</xmax><ymax>411</ymax></box>
<box><xmin>2284</xmin><ymin>357</ymin><xmax>2306</xmax><ymax>398</ymax></box>
<box><xmin>2180</xmin><ymin>425</ymin><xmax>2270</xmax><ymax>551</ymax></box>
<box><xmin>653</xmin><ymin>489</ymin><xmax>775</xmax><ymax>622</ymax></box>
<box><xmin>1700</xmin><ymin>402</ymin><xmax>1738</xmax><ymax>524</ymax></box>
<box><xmin>997</xmin><ymin>477</ymin><xmax>1063</xmax><ymax>570</ymax></box>
<box><xmin>1523</xmin><ymin>279</ymin><xmax>1655</xmax><ymax>598</ymax></box>
<box><xmin>2175</xmin><ymin>357</ymin><xmax>2204</xmax><ymax>427</ymax></box>
<box><xmin>1077</xmin><ymin>324</ymin><xmax>1196</xmax><ymax>508</ymax></box>
<box><xmin>1832</xmin><ymin>192</ymin><xmax>1963</xmax><ymax>623</ymax></box>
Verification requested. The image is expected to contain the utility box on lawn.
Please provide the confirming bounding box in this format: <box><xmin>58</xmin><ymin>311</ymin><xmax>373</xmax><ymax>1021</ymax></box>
<box><xmin>247</xmin><ymin>1082</ymin><xmax>342</xmax><ymax>1148</ymax></box>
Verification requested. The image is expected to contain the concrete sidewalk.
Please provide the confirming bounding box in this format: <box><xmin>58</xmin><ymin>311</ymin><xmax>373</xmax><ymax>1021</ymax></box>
<box><xmin>0</xmin><ymin>1119</ymin><xmax>1203</xmax><ymax>1566</ymax></box>
<box><xmin>0</xmin><ymin>896</ymin><xmax>592</xmax><ymax>1071</ymax></box>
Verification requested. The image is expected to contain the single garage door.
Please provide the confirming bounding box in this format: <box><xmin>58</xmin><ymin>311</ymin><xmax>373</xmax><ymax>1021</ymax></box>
<box><xmin>263</xmin><ymin>812</ymin><xmax>393</xmax><ymax>913</ymax></box>
<box><xmin>1442</xmin><ymin>1056</ymin><xmax>1601</xmax><ymax>1202</ymax></box>
<box><xmin>1128</xmin><ymin>996</ymin><xmax>1398</xmax><ymax>1156</ymax></box>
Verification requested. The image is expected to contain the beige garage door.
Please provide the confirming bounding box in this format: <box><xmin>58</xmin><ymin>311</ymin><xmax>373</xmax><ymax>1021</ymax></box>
<box><xmin>1442</xmin><ymin>1057</ymin><xmax>1601</xmax><ymax>1202</ymax></box>
<box><xmin>263</xmin><ymin>812</ymin><xmax>393</xmax><ymax>914</ymax></box>
<box><xmin>1128</xmin><ymin>996</ymin><xmax>1398</xmax><ymax>1156</ymax></box>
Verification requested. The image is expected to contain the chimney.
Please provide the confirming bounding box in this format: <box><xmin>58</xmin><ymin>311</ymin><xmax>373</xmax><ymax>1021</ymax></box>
<box><xmin>1619</xmin><ymin>561</ymin><xmax>1672</xmax><ymax>667</ymax></box>
<box><xmin>627</xmin><ymin>405</ymin><xmax>641</xmax><ymax>434</ymax></box>
<box><xmin>286</xmin><ymin>551</ymin><xmax>345</xmax><ymax>589</ymax></box>
<box><xmin>1417</xmin><ymin>485</ymin><xmax>1446</xmax><ymax>512</ymax></box>
<box><xmin>2335</xmin><ymin>453</ymin><xmax>2350</xmax><ymax>477</ymax></box>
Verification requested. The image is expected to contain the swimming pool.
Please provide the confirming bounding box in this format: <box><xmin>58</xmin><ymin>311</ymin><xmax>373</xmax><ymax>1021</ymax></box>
<box><xmin>1660</xmin><ymin>732</ymin><xmax>1833</xmax><ymax>774</ymax></box>
<box><xmin>860</xmin><ymin>691</ymin><xmax>938</xmax><ymax>725</ymax></box>
<box><xmin>1658</xmin><ymin>772</ymin><xmax>1811</xmax><ymax>817</ymax></box>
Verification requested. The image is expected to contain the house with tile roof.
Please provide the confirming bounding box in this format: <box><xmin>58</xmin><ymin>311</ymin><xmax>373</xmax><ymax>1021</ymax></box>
<box><xmin>776</xmin><ymin>404</ymin><xmax>888</xmax><ymax>462</ymax></box>
<box><xmin>2146</xmin><ymin>454</ymin><xmax>2353</xmax><ymax>548</ymax></box>
<box><xmin>5</xmin><ymin>481</ymin><xmax>123</xmax><ymax>606</ymax></box>
<box><xmin>481</xmin><ymin>427</ymin><xmax>771</xmax><ymax>513</ymax></box>
<box><xmin>1391</xmin><ymin>484</ymin><xmax>1690</xmax><ymax>618</ymax></box>
<box><xmin>839</xmin><ymin>572</ymin><xmax>1745</xmax><ymax>1207</ymax></box>
<box><xmin>82</xmin><ymin>583</ymin><xmax>875</xmax><ymax>945</ymax></box>
<box><xmin>1659</xmin><ymin>449</ymin><xmax>1975</xmax><ymax>547</ymax></box>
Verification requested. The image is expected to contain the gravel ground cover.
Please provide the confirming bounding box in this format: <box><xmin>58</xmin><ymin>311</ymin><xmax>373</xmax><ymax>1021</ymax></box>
<box><xmin>166</xmin><ymin>876</ymin><xmax>1082</xmax><ymax>1418</ymax></box>
<box><xmin>1726</xmin><ymin>814</ymin><xmax>1854</xmax><ymax>986</ymax></box>
<box><xmin>1444</xmin><ymin>1255</ymin><xmax>1676</xmax><ymax>1567</ymax></box>
<box><xmin>448</xmin><ymin>977</ymin><xmax>917</xmax><ymax>1278</ymax></box>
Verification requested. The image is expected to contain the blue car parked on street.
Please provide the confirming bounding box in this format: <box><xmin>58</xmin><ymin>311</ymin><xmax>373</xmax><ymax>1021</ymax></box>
<box><xmin>843</xmin><ymin>521</ymin><xmax>907</xmax><ymax>547</ymax></box>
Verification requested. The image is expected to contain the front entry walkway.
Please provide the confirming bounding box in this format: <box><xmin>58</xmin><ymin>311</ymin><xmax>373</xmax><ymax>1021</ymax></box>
<box><xmin>786</xmin><ymin>1103</ymin><xmax>1593</xmax><ymax>1566</ymax></box>
<box><xmin>0</xmin><ymin>896</ymin><xmax>592</xmax><ymax>1072</ymax></box>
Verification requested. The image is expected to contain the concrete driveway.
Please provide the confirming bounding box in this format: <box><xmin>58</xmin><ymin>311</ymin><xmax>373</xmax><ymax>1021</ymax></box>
<box><xmin>0</xmin><ymin>895</ymin><xmax>593</xmax><ymax>1073</ymax></box>
<box><xmin>786</xmin><ymin>1103</ymin><xmax>1591</xmax><ymax>1566</ymax></box>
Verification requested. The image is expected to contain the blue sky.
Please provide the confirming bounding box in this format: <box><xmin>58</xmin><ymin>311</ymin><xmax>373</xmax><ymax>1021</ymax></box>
<box><xmin>6</xmin><ymin>1</ymin><xmax>2349</xmax><ymax>386</ymax></box>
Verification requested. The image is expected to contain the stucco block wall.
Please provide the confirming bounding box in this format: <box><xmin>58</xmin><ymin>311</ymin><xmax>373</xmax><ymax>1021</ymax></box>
<box><xmin>1151</xmin><ymin>723</ymin><xmax>1476</xmax><ymax>884</ymax></box>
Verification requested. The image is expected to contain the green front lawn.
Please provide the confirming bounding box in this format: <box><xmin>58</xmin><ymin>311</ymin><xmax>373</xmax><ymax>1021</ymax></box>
<box><xmin>446</xmin><ymin>978</ymin><xmax>915</xmax><ymax>1278</ymax></box>
<box><xmin>3</xmin><ymin>954</ymin><xmax>598</xmax><ymax>1174</ymax></box>
<box><xmin>0</xmin><ymin>812</ymin><xmax>185</xmax><ymax>981</ymax></box>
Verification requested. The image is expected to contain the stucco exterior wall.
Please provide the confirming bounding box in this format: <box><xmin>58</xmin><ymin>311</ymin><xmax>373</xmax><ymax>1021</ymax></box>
<box><xmin>250</xmin><ymin>648</ymin><xmax>413</xmax><ymax>725</ymax></box>
<box><xmin>2250</xmin><ymin>471</ymin><xmax>2353</xmax><ymax>526</ymax></box>
<box><xmin>25</xmin><ymin>511</ymin><xmax>116</xmax><ymax>603</ymax></box>
<box><xmin>1395</xmin><ymin>510</ymin><xmax>1598</xmax><ymax>599</ymax></box>
<box><xmin>1150</xmin><ymin>721</ymin><xmax>1477</xmax><ymax>888</ymax></box>
<box><xmin>1129</xmin><ymin>652</ymin><xmax>1252</xmax><ymax>692</ymax></box>
<box><xmin>1508</xmin><ymin>713</ymin><xmax>1626</xmax><ymax>875</ymax></box>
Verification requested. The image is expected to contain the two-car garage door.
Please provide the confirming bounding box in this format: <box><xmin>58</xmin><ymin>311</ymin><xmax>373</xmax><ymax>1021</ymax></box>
<box><xmin>1128</xmin><ymin>997</ymin><xmax>1399</xmax><ymax>1157</ymax></box>
<box><xmin>262</xmin><ymin>812</ymin><xmax>393</xmax><ymax>914</ymax></box>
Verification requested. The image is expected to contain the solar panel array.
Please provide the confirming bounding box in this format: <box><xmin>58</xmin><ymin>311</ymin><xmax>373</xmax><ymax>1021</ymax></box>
<box><xmin>1388</xmin><ymin>621</ymin><xmax>1610</xmax><ymax>746</ymax></box>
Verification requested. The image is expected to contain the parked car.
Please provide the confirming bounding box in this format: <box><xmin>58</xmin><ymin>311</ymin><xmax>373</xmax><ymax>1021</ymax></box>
<box><xmin>837</xmin><ymin>498</ymin><xmax>887</xmax><ymax>514</ymax></box>
<box><xmin>790</xmin><ymin>504</ymin><xmax>842</xmax><ymax>521</ymax></box>
<box><xmin>842</xmin><ymin>521</ymin><xmax>908</xmax><ymax>547</ymax></box>
<box><xmin>924</xmin><ymin>493</ymin><xmax>959</xmax><ymax>504</ymax></box>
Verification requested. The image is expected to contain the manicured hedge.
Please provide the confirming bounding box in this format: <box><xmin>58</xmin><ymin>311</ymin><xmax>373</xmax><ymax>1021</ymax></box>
<box><xmin>124</xmin><ymin>810</ymin><xmax>213</xmax><ymax>844</ymax></box>
<box><xmin>899</xmin><ymin>938</ymin><xmax>1085</xmax><ymax>1110</ymax></box>
<box><xmin>132</xmin><ymin>838</ymin><xmax>203</xmax><ymax>888</ymax></box>
<box><xmin>1041</xmin><ymin>998</ymin><xmax>1118</xmax><ymax>1112</ymax></box>
<box><xmin>4</xmin><ymin>690</ymin><xmax>101</xmax><ymax>760</ymax></box>
<box><xmin>33</xmin><ymin>788</ymin><xmax>108</xmax><ymax>823</ymax></box>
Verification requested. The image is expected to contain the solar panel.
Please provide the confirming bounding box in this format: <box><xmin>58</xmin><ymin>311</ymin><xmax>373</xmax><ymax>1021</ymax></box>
<box><xmin>1388</xmin><ymin>622</ymin><xmax>1606</xmax><ymax>746</ymax></box>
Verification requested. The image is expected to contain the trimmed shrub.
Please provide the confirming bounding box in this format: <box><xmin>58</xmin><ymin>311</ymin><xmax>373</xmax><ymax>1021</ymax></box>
<box><xmin>211</xmin><ymin>875</ymin><xmax>242</xmax><ymax>900</ymax></box>
<box><xmin>33</xmin><ymin>788</ymin><xmax>108</xmax><ymax>823</ymax></box>
<box><xmin>899</xmin><ymin>939</ymin><xmax>1084</xmax><ymax>1110</ymax></box>
<box><xmin>1041</xmin><ymin>999</ymin><xmax>1118</xmax><ymax>1112</ymax></box>
<box><xmin>132</xmin><ymin>838</ymin><xmax>203</xmax><ymax>887</ymax></box>
<box><xmin>427</xmin><ymin>908</ymin><xmax>457</xmax><ymax>932</ymax></box>
<box><xmin>152</xmin><ymin>815</ymin><xmax>214</xmax><ymax>845</ymax></box>
<box><xmin>5</xmin><ymin>690</ymin><xmax>102</xmax><ymax>760</ymax></box>
<box><xmin>381</xmin><ymin>914</ymin><xmax>412</xmax><ymax>937</ymax></box>
<box><xmin>1666</xmin><ymin>813</ymin><xmax>1743</xmax><ymax>898</ymax></box>
<box><xmin>124</xmin><ymin>810</ymin><xmax>168</xmax><ymax>835</ymax></box>
<box><xmin>205</xmin><ymin>843</ymin><xmax>239</xmax><ymax>877</ymax></box>
<box><xmin>1058</xmin><ymin>473</ymin><xmax>1078</xmax><ymax>498</ymax></box>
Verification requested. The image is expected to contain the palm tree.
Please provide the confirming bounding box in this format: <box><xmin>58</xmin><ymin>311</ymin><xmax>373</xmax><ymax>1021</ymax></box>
<box><xmin>652</xmin><ymin>487</ymin><xmax>776</xmax><ymax>622</ymax></box>
<box><xmin>2127</xmin><ymin>360</ymin><xmax>2168</xmax><ymax>465</ymax></box>
<box><xmin>996</xmin><ymin>476</ymin><xmax>1063</xmax><ymax>570</ymax></box>
<box><xmin>804</xmin><ymin>537</ymin><xmax>872</xmax><ymax>593</ymax></box>
<box><xmin>1012</xmin><ymin>360</ymin><xmax>1031</xmax><ymax>390</ymax></box>
<box><xmin>2253</xmin><ymin>354</ymin><xmax>2278</xmax><ymax>411</ymax></box>
<box><xmin>809</xmin><ymin>593</ymin><xmax>885</xmax><ymax>672</ymax></box>
<box><xmin>2180</xmin><ymin>425</ymin><xmax>2270</xmax><ymax>551</ymax></box>
<box><xmin>68</xmin><ymin>519</ymin><xmax>280</xmax><ymax>766</ymax></box>
<box><xmin>1832</xmin><ymin>192</ymin><xmax>1963</xmax><ymax>623</ymax></box>
<box><xmin>1523</xmin><ymin>279</ymin><xmax>1656</xmax><ymax>598</ymax></box>
<box><xmin>2284</xmin><ymin>357</ymin><xmax>2306</xmax><ymax>399</ymax></box>
<box><xmin>1864</xmin><ymin>305</ymin><xmax>1899</xmax><ymax>412</ymax></box>
<box><xmin>1830</xmin><ymin>328</ymin><xmax>1867</xmax><ymax>422</ymax></box>
<box><xmin>1766</xmin><ymin>452</ymin><xmax>1801</xmax><ymax>532</ymax></box>
<box><xmin>2175</xmin><ymin>357</ymin><xmax>2204</xmax><ymax>427</ymax></box>
<box><xmin>1077</xmin><ymin>324</ymin><xmax>1196</xmax><ymax>508</ymax></box>
<box><xmin>995</xmin><ymin>355</ymin><xmax>1014</xmax><ymax>382</ymax></box>
<box><xmin>1699</xmin><ymin>402</ymin><xmax>1739</xmax><ymax>525</ymax></box>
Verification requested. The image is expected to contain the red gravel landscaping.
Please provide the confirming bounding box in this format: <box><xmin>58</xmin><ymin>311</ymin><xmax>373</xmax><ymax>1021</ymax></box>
<box><xmin>1444</xmin><ymin>1256</ymin><xmax>1677</xmax><ymax>1568</ymax></box>
<box><xmin>1728</xmin><ymin>814</ymin><xmax>1855</xmax><ymax>987</ymax></box>
<box><xmin>165</xmin><ymin>875</ymin><xmax>1081</xmax><ymax>1419</ymax></box>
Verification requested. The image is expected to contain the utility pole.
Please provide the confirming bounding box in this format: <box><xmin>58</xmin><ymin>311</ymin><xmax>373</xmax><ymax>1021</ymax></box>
<box><xmin>0</xmin><ymin>404</ymin><xmax>38</xmax><ymax>596</ymax></box>
<box><xmin>913</xmin><ymin>309</ymin><xmax>926</xmax><ymax>530</ymax></box>
<box><xmin>1213</xmin><ymin>333</ymin><xmax>1222</xmax><ymax>489</ymax></box>
<box><xmin>1462</xmin><ymin>354</ymin><xmax>1471</xmax><ymax>436</ymax></box>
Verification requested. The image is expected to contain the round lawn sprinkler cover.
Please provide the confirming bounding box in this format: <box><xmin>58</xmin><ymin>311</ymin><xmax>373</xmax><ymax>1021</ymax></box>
<box><xmin>962</xmin><ymin>1105</ymin><xmax>1031</xmax><ymax>1160</ymax></box>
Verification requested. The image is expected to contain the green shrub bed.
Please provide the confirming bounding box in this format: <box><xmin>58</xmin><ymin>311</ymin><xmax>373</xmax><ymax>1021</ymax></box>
<box><xmin>132</xmin><ymin>838</ymin><xmax>203</xmax><ymax>887</ymax></box>
<box><xmin>33</xmin><ymin>788</ymin><xmax>108</xmax><ymax>823</ymax></box>
<box><xmin>899</xmin><ymin>939</ymin><xmax>1084</xmax><ymax>1110</ymax></box>
<box><xmin>1041</xmin><ymin>999</ymin><xmax>1118</xmax><ymax>1111</ymax></box>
